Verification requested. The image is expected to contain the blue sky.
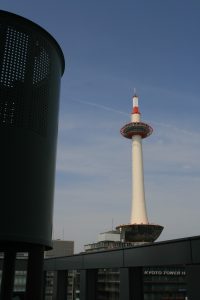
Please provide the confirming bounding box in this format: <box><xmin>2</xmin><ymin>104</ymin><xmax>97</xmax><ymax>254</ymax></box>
<box><xmin>1</xmin><ymin>1</ymin><xmax>200</xmax><ymax>252</ymax></box>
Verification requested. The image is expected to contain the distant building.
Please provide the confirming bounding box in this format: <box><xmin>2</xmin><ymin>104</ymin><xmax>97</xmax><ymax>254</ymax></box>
<box><xmin>45</xmin><ymin>239</ymin><xmax>74</xmax><ymax>258</ymax></box>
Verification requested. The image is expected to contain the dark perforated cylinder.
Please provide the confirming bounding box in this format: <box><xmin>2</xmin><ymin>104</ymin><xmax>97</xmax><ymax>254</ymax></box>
<box><xmin>0</xmin><ymin>11</ymin><xmax>65</xmax><ymax>249</ymax></box>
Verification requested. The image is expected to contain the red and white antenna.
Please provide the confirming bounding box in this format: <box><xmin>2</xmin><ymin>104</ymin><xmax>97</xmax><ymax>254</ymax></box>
<box><xmin>132</xmin><ymin>88</ymin><xmax>140</xmax><ymax>115</ymax></box>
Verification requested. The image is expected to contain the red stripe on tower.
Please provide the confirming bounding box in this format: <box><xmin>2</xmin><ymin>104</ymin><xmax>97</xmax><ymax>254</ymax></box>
<box><xmin>132</xmin><ymin>106</ymin><xmax>140</xmax><ymax>114</ymax></box>
<box><xmin>132</xmin><ymin>94</ymin><xmax>140</xmax><ymax>114</ymax></box>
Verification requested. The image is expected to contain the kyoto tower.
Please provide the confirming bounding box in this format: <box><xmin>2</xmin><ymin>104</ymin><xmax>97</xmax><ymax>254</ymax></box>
<box><xmin>116</xmin><ymin>93</ymin><xmax>163</xmax><ymax>243</ymax></box>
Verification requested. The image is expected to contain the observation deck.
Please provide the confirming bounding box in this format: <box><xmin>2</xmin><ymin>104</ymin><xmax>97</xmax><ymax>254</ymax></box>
<box><xmin>116</xmin><ymin>223</ymin><xmax>164</xmax><ymax>243</ymax></box>
<box><xmin>120</xmin><ymin>122</ymin><xmax>153</xmax><ymax>139</ymax></box>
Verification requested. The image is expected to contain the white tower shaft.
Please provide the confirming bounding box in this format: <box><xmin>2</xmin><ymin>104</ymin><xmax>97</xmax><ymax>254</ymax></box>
<box><xmin>131</xmin><ymin>135</ymin><xmax>148</xmax><ymax>224</ymax></box>
<box><xmin>130</xmin><ymin>102</ymin><xmax>148</xmax><ymax>224</ymax></box>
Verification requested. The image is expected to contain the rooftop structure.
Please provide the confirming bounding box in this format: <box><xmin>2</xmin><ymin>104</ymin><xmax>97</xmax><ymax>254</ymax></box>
<box><xmin>84</xmin><ymin>230</ymin><xmax>132</xmax><ymax>252</ymax></box>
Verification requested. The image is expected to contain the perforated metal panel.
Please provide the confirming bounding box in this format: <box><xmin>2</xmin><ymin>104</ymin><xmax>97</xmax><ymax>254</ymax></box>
<box><xmin>0</xmin><ymin>10</ymin><xmax>65</xmax><ymax>249</ymax></box>
<box><xmin>1</xmin><ymin>27</ymin><xmax>28</xmax><ymax>87</ymax></box>
<box><xmin>0</xmin><ymin>25</ymin><xmax>52</xmax><ymax>136</ymax></box>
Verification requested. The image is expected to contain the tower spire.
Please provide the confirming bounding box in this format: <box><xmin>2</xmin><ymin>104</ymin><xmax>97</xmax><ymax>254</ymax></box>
<box><xmin>132</xmin><ymin>89</ymin><xmax>140</xmax><ymax>115</ymax></box>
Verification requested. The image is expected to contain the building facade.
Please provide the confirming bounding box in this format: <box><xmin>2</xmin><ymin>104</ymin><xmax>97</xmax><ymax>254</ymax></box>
<box><xmin>83</xmin><ymin>232</ymin><xmax>187</xmax><ymax>300</ymax></box>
